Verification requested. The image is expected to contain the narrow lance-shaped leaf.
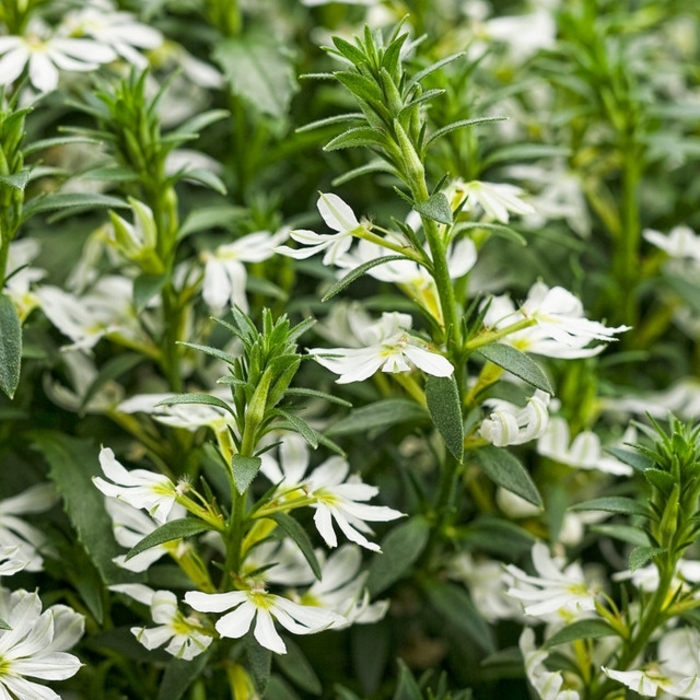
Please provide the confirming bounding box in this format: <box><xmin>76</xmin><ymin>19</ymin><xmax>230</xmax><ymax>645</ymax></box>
<box><xmin>0</xmin><ymin>294</ymin><xmax>21</xmax><ymax>399</ymax></box>
<box><xmin>424</xmin><ymin>116</ymin><xmax>507</xmax><ymax>149</ymax></box>
<box><xmin>156</xmin><ymin>393</ymin><xmax>235</xmax><ymax>416</ymax></box>
<box><xmin>126</xmin><ymin>518</ymin><xmax>213</xmax><ymax>560</ymax></box>
<box><xmin>543</xmin><ymin>619</ymin><xmax>618</xmax><ymax>649</ymax></box>
<box><xmin>425</xmin><ymin>374</ymin><xmax>463</xmax><ymax>460</ymax></box>
<box><xmin>476</xmin><ymin>445</ymin><xmax>542</xmax><ymax>507</ymax></box>
<box><xmin>475</xmin><ymin>343</ymin><xmax>553</xmax><ymax>394</ymax></box>
<box><xmin>232</xmin><ymin>454</ymin><xmax>262</xmax><ymax>495</ymax></box>
<box><xmin>322</xmin><ymin>255</ymin><xmax>411</xmax><ymax>302</ymax></box>
<box><xmin>569</xmin><ymin>497</ymin><xmax>650</xmax><ymax>517</ymax></box>
<box><xmin>269</xmin><ymin>512</ymin><xmax>322</xmax><ymax>581</ymax></box>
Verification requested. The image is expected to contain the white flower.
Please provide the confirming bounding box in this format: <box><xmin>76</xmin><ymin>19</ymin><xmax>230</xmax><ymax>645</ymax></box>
<box><xmin>3</xmin><ymin>239</ymin><xmax>44</xmax><ymax>323</ymax></box>
<box><xmin>484</xmin><ymin>282</ymin><xmax>629</xmax><ymax>358</ymax></box>
<box><xmin>602</xmin><ymin>378</ymin><xmax>700</xmax><ymax>420</ymax></box>
<box><xmin>461</xmin><ymin>180</ymin><xmax>536</xmax><ymax>223</ymax></box>
<box><xmin>104</xmin><ymin>497</ymin><xmax>188</xmax><ymax>572</ymax></box>
<box><xmin>93</xmin><ymin>447</ymin><xmax>181</xmax><ymax>524</ymax></box>
<box><xmin>520</xmin><ymin>627</ymin><xmax>581</xmax><ymax>700</ymax></box>
<box><xmin>480</xmin><ymin>389</ymin><xmax>551</xmax><ymax>446</ymax></box>
<box><xmin>299</xmin><ymin>545</ymin><xmax>389</xmax><ymax>626</ymax></box>
<box><xmin>275</xmin><ymin>193</ymin><xmax>367</xmax><ymax>265</ymax></box>
<box><xmin>603</xmin><ymin>665</ymin><xmax>700</xmax><ymax>699</ymax></box>
<box><xmin>201</xmin><ymin>229</ymin><xmax>288</xmax><ymax>313</ymax></box>
<box><xmin>485</xmin><ymin>9</ymin><xmax>557</xmax><ymax>63</ymax></box>
<box><xmin>185</xmin><ymin>582</ymin><xmax>345</xmax><ymax>654</ymax></box>
<box><xmin>0</xmin><ymin>21</ymin><xmax>117</xmax><ymax>93</ymax></box>
<box><xmin>504</xmin><ymin>542</ymin><xmax>599</xmax><ymax>621</ymax></box>
<box><xmin>61</xmin><ymin>2</ymin><xmax>163</xmax><ymax>68</ymax></box>
<box><xmin>260</xmin><ymin>434</ymin><xmax>404</xmax><ymax>552</ymax></box>
<box><xmin>613</xmin><ymin>558</ymin><xmax>700</xmax><ymax>595</ymax></box>
<box><xmin>0</xmin><ymin>588</ymin><xmax>83</xmax><ymax>700</ymax></box>
<box><xmin>0</xmin><ymin>483</ymin><xmax>59</xmax><ymax>572</ymax></box>
<box><xmin>308</xmin><ymin>311</ymin><xmax>453</xmax><ymax>383</ymax></box>
<box><xmin>111</xmin><ymin>584</ymin><xmax>212</xmax><ymax>660</ymax></box>
<box><xmin>644</xmin><ymin>225</ymin><xmax>700</xmax><ymax>262</ymax></box>
<box><xmin>537</xmin><ymin>418</ymin><xmax>634</xmax><ymax>476</ymax></box>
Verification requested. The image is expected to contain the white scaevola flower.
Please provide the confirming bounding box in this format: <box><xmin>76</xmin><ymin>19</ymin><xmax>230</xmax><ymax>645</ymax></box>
<box><xmin>520</xmin><ymin>627</ymin><xmax>581</xmax><ymax>700</ymax></box>
<box><xmin>36</xmin><ymin>276</ymin><xmax>148</xmax><ymax>353</ymax></box>
<box><xmin>275</xmin><ymin>193</ymin><xmax>368</xmax><ymax>265</ymax></box>
<box><xmin>504</xmin><ymin>542</ymin><xmax>599</xmax><ymax>622</ymax></box>
<box><xmin>460</xmin><ymin>180</ymin><xmax>536</xmax><ymax>223</ymax></box>
<box><xmin>613</xmin><ymin>558</ymin><xmax>700</xmax><ymax>595</ymax></box>
<box><xmin>201</xmin><ymin>229</ymin><xmax>288</xmax><ymax>313</ymax></box>
<box><xmin>308</xmin><ymin>311</ymin><xmax>453</xmax><ymax>384</ymax></box>
<box><xmin>644</xmin><ymin>225</ymin><xmax>700</xmax><ymax>263</ymax></box>
<box><xmin>0</xmin><ymin>546</ymin><xmax>29</xmax><ymax>577</ymax></box>
<box><xmin>185</xmin><ymin>582</ymin><xmax>345</xmax><ymax>654</ymax></box>
<box><xmin>110</xmin><ymin>584</ymin><xmax>212</xmax><ymax>660</ymax></box>
<box><xmin>480</xmin><ymin>389</ymin><xmax>551</xmax><ymax>447</ymax></box>
<box><xmin>0</xmin><ymin>20</ymin><xmax>117</xmax><ymax>93</ymax></box>
<box><xmin>603</xmin><ymin>664</ymin><xmax>700</xmax><ymax>699</ymax></box>
<box><xmin>0</xmin><ymin>483</ymin><xmax>59</xmax><ymax>572</ymax></box>
<box><xmin>260</xmin><ymin>433</ymin><xmax>404</xmax><ymax>552</ymax></box>
<box><xmin>299</xmin><ymin>545</ymin><xmax>389</xmax><ymax>626</ymax></box>
<box><xmin>105</xmin><ymin>497</ymin><xmax>188</xmax><ymax>572</ymax></box>
<box><xmin>0</xmin><ymin>588</ymin><xmax>84</xmax><ymax>700</ymax></box>
<box><xmin>537</xmin><ymin>417</ymin><xmax>634</xmax><ymax>476</ymax></box>
<box><xmin>61</xmin><ymin>1</ymin><xmax>163</xmax><ymax>68</ymax></box>
<box><xmin>93</xmin><ymin>447</ymin><xmax>182</xmax><ymax>524</ymax></box>
<box><xmin>602</xmin><ymin>378</ymin><xmax>700</xmax><ymax>421</ymax></box>
<box><xmin>484</xmin><ymin>282</ymin><xmax>629</xmax><ymax>358</ymax></box>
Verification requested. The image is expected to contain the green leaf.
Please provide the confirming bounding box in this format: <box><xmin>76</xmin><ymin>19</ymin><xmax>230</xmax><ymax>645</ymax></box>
<box><xmin>331</xmin><ymin>159</ymin><xmax>396</xmax><ymax>186</ymax></box>
<box><xmin>246</xmin><ymin>633</ymin><xmax>272</xmax><ymax>694</ymax></box>
<box><xmin>31</xmin><ymin>432</ymin><xmax>129</xmax><ymax>587</ymax></box>
<box><xmin>274</xmin><ymin>410</ymin><xmax>318</xmax><ymax>449</ymax></box>
<box><xmin>326</xmin><ymin>399</ymin><xmax>428</xmax><ymax>437</ymax></box>
<box><xmin>424</xmin><ymin>580</ymin><xmax>495</xmax><ymax>653</ymax></box>
<box><xmin>644</xmin><ymin>468</ymin><xmax>676</xmax><ymax>495</ymax></box>
<box><xmin>177</xmin><ymin>341</ymin><xmax>239</xmax><ymax>366</ymax></box>
<box><xmin>170</xmin><ymin>109</ymin><xmax>229</xmax><ymax>139</ymax></box>
<box><xmin>414</xmin><ymin>192</ymin><xmax>453</xmax><ymax>225</ymax></box>
<box><xmin>543</xmin><ymin>619</ymin><xmax>618</xmax><ymax>648</ymax></box>
<box><xmin>591</xmin><ymin>524</ymin><xmax>650</xmax><ymax>547</ymax></box>
<box><xmin>334</xmin><ymin>72</ymin><xmax>385</xmax><ymax>106</ymax></box>
<box><xmin>461</xmin><ymin>516</ymin><xmax>535</xmax><ymax>557</ymax></box>
<box><xmin>126</xmin><ymin>518</ymin><xmax>213</xmax><ymax>560</ymax></box>
<box><xmin>425</xmin><ymin>116</ymin><xmax>507</xmax><ymax>149</ymax></box>
<box><xmin>0</xmin><ymin>294</ymin><xmax>21</xmax><ymax>399</ymax></box>
<box><xmin>158</xmin><ymin>651</ymin><xmax>211</xmax><ymax>700</ymax></box>
<box><xmin>270</xmin><ymin>512</ymin><xmax>322</xmax><ymax>581</ymax></box>
<box><xmin>476</xmin><ymin>446</ymin><xmax>542</xmax><ymax>507</ymax></box>
<box><xmin>321</xmin><ymin>255</ymin><xmax>410</xmax><ymax>302</ymax></box>
<box><xmin>475</xmin><ymin>343</ymin><xmax>553</xmax><ymax>394</ymax></box>
<box><xmin>605</xmin><ymin>446</ymin><xmax>653</xmax><ymax>472</ymax></box>
<box><xmin>214</xmin><ymin>35</ymin><xmax>298</xmax><ymax>118</ymax></box>
<box><xmin>22</xmin><ymin>192</ymin><xmax>127</xmax><ymax>220</ymax></box>
<box><xmin>629</xmin><ymin>546</ymin><xmax>666</xmax><ymax>572</ymax></box>
<box><xmin>177</xmin><ymin>167</ymin><xmax>227</xmax><ymax>195</ymax></box>
<box><xmin>457</xmin><ymin>221</ymin><xmax>527</xmax><ymax>246</ymax></box>
<box><xmin>324</xmin><ymin>126</ymin><xmax>388</xmax><ymax>151</ymax></box>
<box><xmin>177</xmin><ymin>205</ymin><xmax>247</xmax><ymax>240</ymax></box>
<box><xmin>80</xmin><ymin>165</ymin><xmax>139</xmax><ymax>182</ymax></box>
<box><xmin>133</xmin><ymin>272</ymin><xmax>167</xmax><ymax>312</ymax></box>
<box><xmin>393</xmin><ymin>660</ymin><xmax>422</xmax><ymax>700</ymax></box>
<box><xmin>156</xmin><ymin>393</ymin><xmax>235</xmax><ymax>416</ymax></box>
<box><xmin>482</xmin><ymin>143</ymin><xmax>571</xmax><ymax>169</ymax></box>
<box><xmin>274</xmin><ymin>637</ymin><xmax>322</xmax><ymax>695</ymax></box>
<box><xmin>0</xmin><ymin>171</ymin><xmax>29</xmax><ymax>190</ymax></box>
<box><xmin>232</xmin><ymin>454</ymin><xmax>262</xmax><ymax>495</ymax></box>
<box><xmin>284</xmin><ymin>388</ymin><xmax>352</xmax><ymax>408</ymax></box>
<box><xmin>23</xmin><ymin>135</ymin><xmax>99</xmax><ymax>155</ymax></box>
<box><xmin>408</xmin><ymin>51</ymin><xmax>467</xmax><ymax>88</ymax></box>
<box><xmin>366</xmin><ymin>516</ymin><xmax>429</xmax><ymax>596</ymax></box>
<box><xmin>296</xmin><ymin>112</ymin><xmax>365</xmax><ymax>133</ymax></box>
<box><xmin>425</xmin><ymin>374</ymin><xmax>463</xmax><ymax>460</ymax></box>
<box><xmin>570</xmin><ymin>496</ymin><xmax>649</xmax><ymax>516</ymax></box>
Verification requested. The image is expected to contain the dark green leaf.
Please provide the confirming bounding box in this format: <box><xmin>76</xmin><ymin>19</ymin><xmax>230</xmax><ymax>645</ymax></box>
<box><xmin>544</xmin><ymin>619</ymin><xmax>618</xmax><ymax>648</ymax></box>
<box><xmin>425</xmin><ymin>374</ymin><xmax>463</xmax><ymax>460</ymax></box>
<box><xmin>326</xmin><ymin>399</ymin><xmax>428</xmax><ymax>437</ymax></box>
<box><xmin>156</xmin><ymin>393</ymin><xmax>235</xmax><ymax>416</ymax></box>
<box><xmin>23</xmin><ymin>135</ymin><xmax>99</xmax><ymax>155</ymax></box>
<box><xmin>424</xmin><ymin>580</ymin><xmax>495</xmax><ymax>653</ymax></box>
<box><xmin>425</xmin><ymin>116</ymin><xmax>507</xmax><ymax>149</ymax></box>
<box><xmin>177</xmin><ymin>167</ymin><xmax>227</xmax><ymax>195</ymax></box>
<box><xmin>475</xmin><ymin>343</ymin><xmax>553</xmax><ymax>394</ymax></box>
<box><xmin>178</xmin><ymin>340</ymin><xmax>239</xmax><ymax>365</ymax></box>
<box><xmin>408</xmin><ymin>51</ymin><xmax>467</xmax><ymax>88</ymax></box>
<box><xmin>0</xmin><ymin>294</ymin><xmax>21</xmax><ymax>399</ymax></box>
<box><xmin>232</xmin><ymin>454</ymin><xmax>262</xmax><ymax>495</ymax></box>
<box><xmin>393</xmin><ymin>659</ymin><xmax>422</xmax><ymax>700</ymax></box>
<box><xmin>570</xmin><ymin>497</ymin><xmax>649</xmax><ymax>517</ymax></box>
<box><xmin>476</xmin><ymin>446</ymin><xmax>542</xmax><ymax>507</ymax></box>
<box><xmin>366</xmin><ymin>517</ymin><xmax>429</xmax><ymax>596</ymax></box>
<box><xmin>177</xmin><ymin>205</ymin><xmax>247</xmax><ymax>240</ymax></box>
<box><xmin>133</xmin><ymin>273</ymin><xmax>167</xmax><ymax>312</ymax></box>
<box><xmin>296</xmin><ymin>112</ymin><xmax>365</xmax><ymax>133</ymax></box>
<box><xmin>22</xmin><ymin>192</ymin><xmax>127</xmax><ymax>220</ymax></box>
<box><xmin>158</xmin><ymin>651</ymin><xmax>211</xmax><ymax>700</ymax></box>
<box><xmin>80</xmin><ymin>165</ymin><xmax>138</xmax><ymax>182</ymax></box>
<box><xmin>591</xmin><ymin>524</ymin><xmax>650</xmax><ymax>547</ymax></box>
<box><xmin>461</xmin><ymin>516</ymin><xmax>535</xmax><ymax>557</ymax></box>
<box><xmin>274</xmin><ymin>637</ymin><xmax>322</xmax><ymax>695</ymax></box>
<box><xmin>126</xmin><ymin>518</ymin><xmax>213</xmax><ymax>560</ymax></box>
<box><xmin>629</xmin><ymin>546</ymin><xmax>666</xmax><ymax>572</ymax></box>
<box><xmin>246</xmin><ymin>633</ymin><xmax>272</xmax><ymax>693</ymax></box>
<box><xmin>214</xmin><ymin>35</ymin><xmax>298</xmax><ymax>118</ymax></box>
<box><xmin>605</xmin><ymin>446</ymin><xmax>653</xmax><ymax>472</ymax></box>
<box><xmin>285</xmin><ymin>388</ymin><xmax>352</xmax><ymax>408</ymax></box>
<box><xmin>0</xmin><ymin>171</ymin><xmax>29</xmax><ymax>190</ymax></box>
<box><xmin>644</xmin><ymin>468</ymin><xmax>676</xmax><ymax>495</ymax></box>
<box><xmin>324</xmin><ymin>126</ymin><xmax>388</xmax><ymax>151</ymax></box>
<box><xmin>331</xmin><ymin>159</ymin><xmax>396</xmax><ymax>186</ymax></box>
<box><xmin>321</xmin><ymin>255</ymin><xmax>410</xmax><ymax>302</ymax></box>
<box><xmin>274</xmin><ymin>410</ymin><xmax>318</xmax><ymax>449</ymax></box>
<box><xmin>414</xmin><ymin>192</ymin><xmax>453</xmax><ymax>225</ymax></box>
<box><xmin>270</xmin><ymin>512</ymin><xmax>322</xmax><ymax>581</ymax></box>
<box><xmin>170</xmin><ymin>109</ymin><xmax>229</xmax><ymax>138</ymax></box>
<box><xmin>330</xmin><ymin>36</ymin><xmax>367</xmax><ymax>65</ymax></box>
<box><xmin>334</xmin><ymin>72</ymin><xmax>385</xmax><ymax>106</ymax></box>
